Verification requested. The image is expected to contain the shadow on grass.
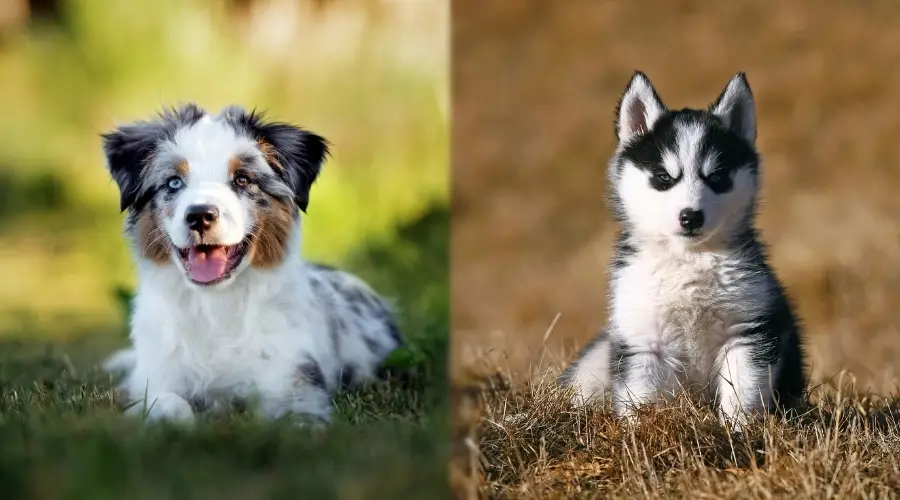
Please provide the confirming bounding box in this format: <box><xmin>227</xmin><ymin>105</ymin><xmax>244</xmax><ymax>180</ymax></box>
<box><xmin>0</xmin><ymin>202</ymin><xmax>449</xmax><ymax>499</ymax></box>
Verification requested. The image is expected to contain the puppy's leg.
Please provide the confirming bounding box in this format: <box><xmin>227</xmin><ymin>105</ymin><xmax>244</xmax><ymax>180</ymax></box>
<box><xmin>559</xmin><ymin>330</ymin><xmax>611</xmax><ymax>406</ymax></box>
<box><xmin>611</xmin><ymin>335</ymin><xmax>680</xmax><ymax>420</ymax></box>
<box><xmin>260</xmin><ymin>387</ymin><xmax>332</xmax><ymax>426</ymax></box>
<box><xmin>259</xmin><ymin>358</ymin><xmax>333</xmax><ymax>426</ymax></box>
<box><xmin>129</xmin><ymin>391</ymin><xmax>196</xmax><ymax>424</ymax></box>
<box><xmin>122</xmin><ymin>364</ymin><xmax>196</xmax><ymax>424</ymax></box>
<box><xmin>716</xmin><ymin>324</ymin><xmax>778</xmax><ymax>430</ymax></box>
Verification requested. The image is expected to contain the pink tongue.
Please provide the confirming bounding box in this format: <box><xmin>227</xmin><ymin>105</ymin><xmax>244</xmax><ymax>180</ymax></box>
<box><xmin>188</xmin><ymin>246</ymin><xmax>229</xmax><ymax>283</ymax></box>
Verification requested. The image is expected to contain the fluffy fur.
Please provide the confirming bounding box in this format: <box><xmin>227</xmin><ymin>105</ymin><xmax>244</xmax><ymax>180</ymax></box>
<box><xmin>100</xmin><ymin>104</ymin><xmax>402</xmax><ymax>425</ymax></box>
<box><xmin>559</xmin><ymin>72</ymin><xmax>806</xmax><ymax>429</ymax></box>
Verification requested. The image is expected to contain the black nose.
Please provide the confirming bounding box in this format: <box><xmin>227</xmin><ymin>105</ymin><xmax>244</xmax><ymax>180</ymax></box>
<box><xmin>679</xmin><ymin>208</ymin><xmax>705</xmax><ymax>231</ymax></box>
<box><xmin>185</xmin><ymin>204</ymin><xmax>219</xmax><ymax>233</ymax></box>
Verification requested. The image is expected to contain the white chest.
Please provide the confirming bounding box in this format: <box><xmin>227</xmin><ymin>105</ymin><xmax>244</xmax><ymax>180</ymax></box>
<box><xmin>132</xmin><ymin>279</ymin><xmax>310</xmax><ymax>399</ymax></box>
<box><xmin>611</xmin><ymin>251</ymin><xmax>741</xmax><ymax>374</ymax></box>
<box><xmin>169</xmin><ymin>315</ymin><xmax>288</xmax><ymax>395</ymax></box>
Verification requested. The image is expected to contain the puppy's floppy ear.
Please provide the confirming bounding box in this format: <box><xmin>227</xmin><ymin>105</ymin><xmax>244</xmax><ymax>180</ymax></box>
<box><xmin>709</xmin><ymin>72</ymin><xmax>756</xmax><ymax>145</ymax></box>
<box><xmin>224</xmin><ymin>106</ymin><xmax>329</xmax><ymax>213</ymax></box>
<box><xmin>615</xmin><ymin>71</ymin><xmax>667</xmax><ymax>143</ymax></box>
<box><xmin>101</xmin><ymin>103</ymin><xmax>206</xmax><ymax>212</ymax></box>
<box><xmin>101</xmin><ymin>121</ymin><xmax>166</xmax><ymax>212</ymax></box>
<box><xmin>257</xmin><ymin>123</ymin><xmax>329</xmax><ymax>214</ymax></box>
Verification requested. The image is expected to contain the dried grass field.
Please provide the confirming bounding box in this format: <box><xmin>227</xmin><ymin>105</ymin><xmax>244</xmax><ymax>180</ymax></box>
<box><xmin>451</xmin><ymin>1</ymin><xmax>900</xmax><ymax>497</ymax></box>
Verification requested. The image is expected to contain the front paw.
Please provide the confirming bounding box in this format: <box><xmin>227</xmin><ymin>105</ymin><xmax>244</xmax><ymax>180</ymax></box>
<box><xmin>618</xmin><ymin>410</ymin><xmax>642</xmax><ymax>430</ymax></box>
<box><xmin>127</xmin><ymin>392</ymin><xmax>196</xmax><ymax>425</ymax></box>
<box><xmin>613</xmin><ymin>399</ymin><xmax>646</xmax><ymax>430</ymax></box>
<box><xmin>718</xmin><ymin>405</ymin><xmax>754</xmax><ymax>434</ymax></box>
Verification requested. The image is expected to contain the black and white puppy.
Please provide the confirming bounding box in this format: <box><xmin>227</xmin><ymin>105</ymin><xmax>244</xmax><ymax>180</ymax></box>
<box><xmin>101</xmin><ymin>104</ymin><xmax>402</xmax><ymax>425</ymax></box>
<box><xmin>559</xmin><ymin>73</ymin><xmax>806</xmax><ymax>428</ymax></box>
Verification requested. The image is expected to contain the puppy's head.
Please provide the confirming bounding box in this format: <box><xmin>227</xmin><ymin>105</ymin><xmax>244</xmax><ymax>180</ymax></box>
<box><xmin>102</xmin><ymin>104</ymin><xmax>329</xmax><ymax>288</ymax></box>
<box><xmin>609</xmin><ymin>72</ymin><xmax>760</xmax><ymax>250</ymax></box>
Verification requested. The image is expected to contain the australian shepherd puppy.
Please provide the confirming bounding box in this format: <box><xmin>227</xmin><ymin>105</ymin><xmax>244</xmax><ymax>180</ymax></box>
<box><xmin>100</xmin><ymin>103</ymin><xmax>402</xmax><ymax>425</ymax></box>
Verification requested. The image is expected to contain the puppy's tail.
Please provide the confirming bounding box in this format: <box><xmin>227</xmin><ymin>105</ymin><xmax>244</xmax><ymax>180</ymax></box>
<box><xmin>102</xmin><ymin>348</ymin><xmax>137</xmax><ymax>375</ymax></box>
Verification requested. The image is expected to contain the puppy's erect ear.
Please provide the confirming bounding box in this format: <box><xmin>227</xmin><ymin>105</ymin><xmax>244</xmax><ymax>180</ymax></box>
<box><xmin>709</xmin><ymin>72</ymin><xmax>756</xmax><ymax>145</ymax></box>
<box><xmin>101</xmin><ymin>103</ymin><xmax>205</xmax><ymax>212</ymax></box>
<box><xmin>615</xmin><ymin>71</ymin><xmax>667</xmax><ymax>143</ymax></box>
<box><xmin>223</xmin><ymin>106</ymin><xmax>329</xmax><ymax>213</ymax></box>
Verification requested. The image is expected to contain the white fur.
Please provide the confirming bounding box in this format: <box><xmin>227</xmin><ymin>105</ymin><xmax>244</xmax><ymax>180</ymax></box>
<box><xmin>562</xmin><ymin>335</ymin><xmax>609</xmax><ymax>404</ymax></box>
<box><xmin>566</xmin><ymin>245</ymin><xmax>777</xmax><ymax>423</ymax></box>
<box><xmin>103</xmin><ymin>108</ymin><xmax>400</xmax><ymax>425</ymax></box>
<box><xmin>111</xmin><ymin>246</ymin><xmax>362</xmax><ymax>424</ymax></box>
<box><xmin>616</xmin><ymin>72</ymin><xmax>667</xmax><ymax>143</ymax></box>
<box><xmin>710</xmin><ymin>76</ymin><xmax>757</xmax><ymax>145</ymax></box>
<box><xmin>616</xmin><ymin>127</ymin><xmax>758</xmax><ymax>252</ymax></box>
<box><xmin>157</xmin><ymin>114</ymin><xmax>281</xmax><ymax>288</ymax></box>
<box><xmin>607</xmin><ymin>246</ymin><xmax>775</xmax><ymax>425</ymax></box>
<box><xmin>563</xmin><ymin>73</ymin><xmax>801</xmax><ymax>430</ymax></box>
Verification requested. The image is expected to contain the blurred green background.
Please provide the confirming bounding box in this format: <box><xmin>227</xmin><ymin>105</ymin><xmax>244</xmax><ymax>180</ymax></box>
<box><xmin>0</xmin><ymin>2</ymin><xmax>448</xmax><ymax>494</ymax></box>
<box><xmin>0</xmin><ymin>0</ymin><xmax>448</xmax><ymax>340</ymax></box>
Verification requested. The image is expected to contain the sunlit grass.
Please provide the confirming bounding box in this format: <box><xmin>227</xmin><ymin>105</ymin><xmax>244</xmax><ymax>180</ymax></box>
<box><xmin>0</xmin><ymin>0</ymin><xmax>448</xmax><ymax>337</ymax></box>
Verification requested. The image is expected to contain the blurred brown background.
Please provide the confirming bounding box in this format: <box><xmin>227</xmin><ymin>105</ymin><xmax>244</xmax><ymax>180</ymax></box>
<box><xmin>452</xmin><ymin>0</ymin><xmax>900</xmax><ymax>393</ymax></box>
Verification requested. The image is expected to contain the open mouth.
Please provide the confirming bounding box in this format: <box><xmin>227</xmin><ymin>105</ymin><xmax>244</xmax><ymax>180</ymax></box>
<box><xmin>174</xmin><ymin>237</ymin><xmax>252</xmax><ymax>286</ymax></box>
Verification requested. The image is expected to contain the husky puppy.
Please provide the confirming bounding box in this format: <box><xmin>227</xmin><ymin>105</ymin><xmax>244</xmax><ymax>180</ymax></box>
<box><xmin>559</xmin><ymin>72</ymin><xmax>806</xmax><ymax>428</ymax></box>
<box><xmin>100</xmin><ymin>104</ymin><xmax>402</xmax><ymax>425</ymax></box>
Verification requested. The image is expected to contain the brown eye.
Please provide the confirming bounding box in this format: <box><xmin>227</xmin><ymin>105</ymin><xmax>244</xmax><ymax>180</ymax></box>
<box><xmin>234</xmin><ymin>174</ymin><xmax>252</xmax><ymax>187</ymax></box>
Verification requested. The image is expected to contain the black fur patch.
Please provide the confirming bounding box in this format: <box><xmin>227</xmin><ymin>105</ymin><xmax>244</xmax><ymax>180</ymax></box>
<box><xmin>363</xmin><ymin>336</ymin><xmax>382</xmax><ymax>354</ymax></box>
<box><xmin>101</xmin><ymin>103</ymin><xmax>206</xmax><ymax>212</ymax></box>
<box><xmin>297</xmin><ymin>357</ymin><xmax>326</xmax><ymax>390</ymax></box>
<box><xmin>609</xmin><ymin>335</ymin><xmax>634</xmax><ymax>385</ymax></box>
<box><xmin>618</xmin><ymin>110</ymin><xmax>758</xmax><ymax>195</ymax></box>
<box><xmin>339</xmin><ymin>365</ymin><xmax>356</xmax><ymax>389</ymax></box>
<box><xmin>725</xmin><ymin>239</ymin><xmax>807</xmax><ymax>409</ymax></box>
<box><xmin>189</xmin><ymin>397</ymin><xmax>210</xmax><ymax>413</ymax></box>
<box><xmin>386</xmin><ymin>319</ymin><xmax>403</xmax><ymax>346</ymax></box>
<box><xmin>221</xmin><ymin>106</ymin><xmax>330</xmax><ymax>213</ymax></box>
<box><xmin>609</xmin><ymin>229</ymin><xmax>637</xmax><ymax>272</ymax></box>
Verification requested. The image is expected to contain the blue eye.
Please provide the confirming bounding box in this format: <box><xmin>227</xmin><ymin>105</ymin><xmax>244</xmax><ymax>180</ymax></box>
<box><xmin>167</xmin><ymin>177</ymin><xmax>184</xmax><ymax>190</ymax></box>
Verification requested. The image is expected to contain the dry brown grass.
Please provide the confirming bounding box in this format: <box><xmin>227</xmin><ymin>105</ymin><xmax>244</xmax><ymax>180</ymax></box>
<box><xmin>453</xmin><ymin>368</ymin><xmax>900</xmax><ymax>498</ymax></box>
<box><xmin>452</xmin><ymin>0</ymin><xmax>900</xmax><ymax>496</ymax></box>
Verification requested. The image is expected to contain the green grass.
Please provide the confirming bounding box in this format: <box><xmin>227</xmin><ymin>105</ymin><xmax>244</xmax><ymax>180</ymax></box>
<box><xmin>0</xmin><ymin>203</ymin><xmax>449</xmax><ymax>499</ymax></box>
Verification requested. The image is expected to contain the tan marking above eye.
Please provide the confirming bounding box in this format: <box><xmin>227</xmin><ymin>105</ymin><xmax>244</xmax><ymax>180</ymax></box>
<box><xmin>175</xmin><ymin>160</ymin><xmax>190</xmax><ymax>177</ymax></box>
<box><xmin>228</xmin><ymin>156</ymin><xmax>245</xmax><ymax>176</ymax></box>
